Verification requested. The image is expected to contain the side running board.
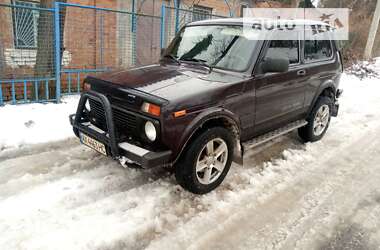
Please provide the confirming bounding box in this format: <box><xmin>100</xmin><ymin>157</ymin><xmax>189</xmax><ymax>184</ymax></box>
<box><xmin>242</xmin><ymin>120</ymin><xmax>308</xmax><ymax>151</ymax></box>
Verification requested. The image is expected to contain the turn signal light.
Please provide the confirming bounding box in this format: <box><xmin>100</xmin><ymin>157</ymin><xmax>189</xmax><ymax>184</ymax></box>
<box><xmin>174</xmin><ymin>110</ymin><xmax>187</xmax><ymax>118</ymax></box>
<box><xmin>141</xmin><ymin>102</ymin><xmax>161</xmax><ymax>116</ymax></box>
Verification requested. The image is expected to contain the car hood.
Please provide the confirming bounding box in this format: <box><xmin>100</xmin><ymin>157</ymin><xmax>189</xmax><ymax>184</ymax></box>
<box><xmin>89</xmin><ymin>64</ymin><xmax>246</xmax><ymax>105</ymax></box>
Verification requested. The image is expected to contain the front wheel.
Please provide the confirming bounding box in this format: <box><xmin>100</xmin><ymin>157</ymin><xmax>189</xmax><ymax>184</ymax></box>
<box><xmin>298</xmin><ymin>96</ymin><xmax>332</xmax><ymax>142</ymax></box>
<box><xmin>175</xmin><ymin>127</ymin><xmax>234</xmax><ymax>194</ymax></box>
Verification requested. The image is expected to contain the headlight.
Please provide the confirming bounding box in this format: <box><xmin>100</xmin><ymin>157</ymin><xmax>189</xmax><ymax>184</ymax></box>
<box><xmin>144</xmin><ymin>121</ymin><xmax>157</xmax><ymax>141</ymax></box>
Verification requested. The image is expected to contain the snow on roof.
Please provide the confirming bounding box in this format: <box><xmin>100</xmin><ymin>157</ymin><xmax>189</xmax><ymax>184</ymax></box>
<box><xmin>188</xmin><ymin>17</ymin><xmax>333</xmax><ymax>27</ymax></box>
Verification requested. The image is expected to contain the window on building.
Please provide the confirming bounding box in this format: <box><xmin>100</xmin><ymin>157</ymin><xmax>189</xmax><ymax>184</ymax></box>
<box><xmin>265</xmin><ymin>40</ymin><xmax>300</xmax><ymax>65</ymax></box>
<box><xmin>12</xmin><ymin>0</ymin><xmax>40</xmax><ymax>49</ymax></box>
<box><xmin>192</xmin><ymin>5</ymin><xmax>213</xmax><ymax>22</ymax></box>
<box><xmin>304</xmin><ymin>40</ymin><xmax>333</xmax><ymax>62</ymax></box>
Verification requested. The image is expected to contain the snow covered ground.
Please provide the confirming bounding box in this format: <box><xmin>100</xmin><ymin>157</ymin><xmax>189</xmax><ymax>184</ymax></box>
<box><xmin>0</xmin><ymin>95</ymin><xmax>80</xmax><ymax>150</ymax></box>
<box><xmin>1</xmin><ymin>69</ymin><xmax>380</xmax><ymax>250</ymax></box>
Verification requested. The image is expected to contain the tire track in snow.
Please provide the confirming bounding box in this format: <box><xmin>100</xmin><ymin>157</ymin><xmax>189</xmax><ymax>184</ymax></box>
<box><xmin>0</xmin><ymin>138</ymin><xmax>79</xmax><ymax>162</ymax></box>
<box><xmin>144</xmin><ymin>113</ymin><xmax>380</xmax><ymax>249</ymax></box>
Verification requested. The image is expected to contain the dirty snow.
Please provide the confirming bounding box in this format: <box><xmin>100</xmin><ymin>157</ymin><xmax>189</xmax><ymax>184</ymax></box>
<box><xmin>0</xmin><ymin>95</ymin><xmax>79</xmax><ymax>150</ymax></box>
<box><xmin>346</xmin><ymin>57</ymin><xmax>380</xmax><ymax>79</ymax></box>
<box><xmin>1</xmin><ymin>68</ymin><xmax>380</xmax><ymax>250</ymax></box>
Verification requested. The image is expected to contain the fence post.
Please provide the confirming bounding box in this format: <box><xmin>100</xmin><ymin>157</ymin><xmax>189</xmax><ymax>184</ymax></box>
<box><xmin>131</xmin><ymin>0</ymin><xmax>136</xmax><ymax>32</ymax></box>
<box><xmin>160</xmin><ymin>5</ymin><xmax>166</xmax><ymax>49</ymax></box>
<box><xmin>131</xmin><ymin>0</ymin><xmax>137</xmax><ymax>65</ymax></box>
<box><xmin>11</xmin><ymin>80</ymin><xmax>16</xmax><ymax>104</ymax></box>
<box><xmin>0</xmin><ymin>82</ymin><xmax>3</xmax><ymax>106</ymax></box>
<box><xmin>54</xmin><ymin>1</ymin><xmax>61</xmax><ymax>103</ymax></box>
<box><xmin>100</xmin><ymin>14</ymin><xmax>104</xmax><ymax>66</ymax></box>
<box><xmin>174</xmin><ymin>0</ymin><xmax>179</xmax><ymax>33</ymax></box>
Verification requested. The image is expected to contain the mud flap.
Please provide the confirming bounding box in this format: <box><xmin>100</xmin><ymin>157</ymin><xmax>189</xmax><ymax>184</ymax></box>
<box><xmin>233</xmin><ymin>139</ymin><xmax>244</xmax><ymax>165</ymax></box>
<box><xmin>331</xmin><ymin>102</ymin><xmax>339</xmax><ymax>117</ymax></box>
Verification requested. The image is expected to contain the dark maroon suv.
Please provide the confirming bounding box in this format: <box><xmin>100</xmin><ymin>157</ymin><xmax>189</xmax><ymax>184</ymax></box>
<box><xmin>70</xmin><ymin>18</ymin><xmax>343</xmax><ymax>194</ymax></box>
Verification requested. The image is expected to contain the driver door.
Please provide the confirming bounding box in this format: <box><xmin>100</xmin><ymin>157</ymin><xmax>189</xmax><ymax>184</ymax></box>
<box><xmin>253</xmin><ymin>39</ymin><xmax>308</xmax><ymax>136</ymax></box>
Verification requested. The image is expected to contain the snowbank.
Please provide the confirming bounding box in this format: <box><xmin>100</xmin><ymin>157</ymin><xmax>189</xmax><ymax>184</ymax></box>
<box><xmin>346</xmin><ymin>57</ymin><xmax>380</xmax><ymax>79</ymax></box>
<box><xmin>0</xmin><ymin>96</ymin><xmax>80</xmax><ymax>150</ymax></box>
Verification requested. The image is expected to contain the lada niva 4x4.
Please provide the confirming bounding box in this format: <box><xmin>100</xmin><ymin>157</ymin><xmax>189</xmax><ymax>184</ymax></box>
<box><xmin>70</xmin><ymin>18</ymin><xmax>343</xmax><ymax>194</ymax></box>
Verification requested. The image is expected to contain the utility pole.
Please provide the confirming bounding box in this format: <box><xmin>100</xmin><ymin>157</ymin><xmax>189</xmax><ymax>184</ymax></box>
<box><xmin>364</xmin><ymin>0</ymin><xmax>380</xmax><ymax>59</ymax></box>
<box><xmin>291</xmin><ymin>0</ymin><xmax>301</xmax><ymax>8</ymax></box>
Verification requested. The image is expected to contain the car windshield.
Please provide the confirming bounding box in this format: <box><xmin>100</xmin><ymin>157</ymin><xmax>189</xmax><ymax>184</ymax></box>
<box><xmin>166</xmin><ymin>25</ymin><xmax>258</xmax><ymax>72</ymax></box>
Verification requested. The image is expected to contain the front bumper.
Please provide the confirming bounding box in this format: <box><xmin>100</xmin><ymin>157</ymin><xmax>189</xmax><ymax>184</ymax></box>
<box><xmin>70</xmin><ymin>91</ymin><xmax>172</xmax><ymax>168</ymax></box>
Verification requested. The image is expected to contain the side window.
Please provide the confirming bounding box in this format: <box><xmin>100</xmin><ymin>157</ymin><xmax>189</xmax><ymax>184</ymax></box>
<box><xmin>304</xmin><ymin>40</ymin><xmax>333</xmax><ymax>62</ymax></box>
<box><xmin>265</xmin><ymin>40</ymin><xmax>300</xmax><ymax>65</ymax></box>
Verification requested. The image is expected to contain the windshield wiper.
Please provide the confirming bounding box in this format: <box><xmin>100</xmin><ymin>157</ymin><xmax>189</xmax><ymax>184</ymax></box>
<box><xmin>163</xmin><ymin>54</ymin><xmax>181</xmax><ymax>65</ymax></box>
<box><xmin>179</xmin><ymin>57</ymin><xmax>213</xmax><ymax>72</ymax></box>
<box><xmin>211</xmin><ymin>36</ymin><xmax>239</xmax><ymax>68</ymax></box>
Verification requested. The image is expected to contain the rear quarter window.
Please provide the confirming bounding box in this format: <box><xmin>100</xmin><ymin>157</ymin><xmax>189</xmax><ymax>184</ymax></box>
<box><xmin>304</xmin><ymin>40</ymin><xmax>333</xmax><ymax>63</ymax></box>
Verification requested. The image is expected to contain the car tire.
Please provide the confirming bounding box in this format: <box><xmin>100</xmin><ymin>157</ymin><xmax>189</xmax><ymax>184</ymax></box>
<box><xmin>298</xmin><ymin>96</ymin><xmax>333</xmax><ymax>142</ymax></box>
<box><xmin>175</xmin><ymin>127</ymin><xmax>234</xmax><ymax>194</ymax></box>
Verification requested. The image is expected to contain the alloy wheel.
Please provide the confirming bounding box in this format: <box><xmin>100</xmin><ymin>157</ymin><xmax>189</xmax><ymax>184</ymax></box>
<box><xmin>313</xmin><ymin>104</ymin><xmax>330</xmax><ymax>136</ymax></box>
<box><xmin>195</xmin><ymin>138</ymin><xmax>229</xmax><ymax>185</ymax></box>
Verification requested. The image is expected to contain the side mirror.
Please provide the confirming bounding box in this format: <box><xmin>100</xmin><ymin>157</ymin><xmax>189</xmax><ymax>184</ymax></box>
<box><xmin>262</xmin><ymin>57</ymin><xmax>290</xmax><ymax>73</ymax></box>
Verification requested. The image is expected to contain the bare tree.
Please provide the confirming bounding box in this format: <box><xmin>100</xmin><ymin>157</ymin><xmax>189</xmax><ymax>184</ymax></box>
<box><xmin>291</xmin><ymin>0</ymin><xmax>301</xmax><ymax>7</ymax></box>
<box><xmin>34</xmin><ymin>0</ymin><xmax>66</xmax><ymax>99</ymax></box>
<box><xmin>364</xmin><ymin>0</ymin><xmax>380</xmax><ymax>59</ymax></box>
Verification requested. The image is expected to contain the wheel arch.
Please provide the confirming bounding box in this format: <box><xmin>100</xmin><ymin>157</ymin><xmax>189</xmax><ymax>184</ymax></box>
<box><xmin>173</xmin><ymin>108</ymin><xmax>242</xmax><ymax>165</ymax></box>
<box><xmin>307</xmin><ymin>81</ymin><xmax>336</xmax><ymax>117</ymax></box>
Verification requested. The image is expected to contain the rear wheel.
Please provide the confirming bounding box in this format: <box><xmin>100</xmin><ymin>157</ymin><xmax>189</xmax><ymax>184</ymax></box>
<box><xmin>175</xmin><ymin>127</ymin><xmax>234</xmax><ymax>194</ymax></box>
<box><xmin>298</xmin><ymin>96</ymin><xmax>332</xmax><ymax>142</ymax></box>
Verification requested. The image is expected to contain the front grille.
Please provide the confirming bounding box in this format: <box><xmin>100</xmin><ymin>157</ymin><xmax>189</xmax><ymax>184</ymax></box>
<box><xmin>88</xmin><ymin>99</ymin><xmax>138</xmax><ymax>137</ymax></box>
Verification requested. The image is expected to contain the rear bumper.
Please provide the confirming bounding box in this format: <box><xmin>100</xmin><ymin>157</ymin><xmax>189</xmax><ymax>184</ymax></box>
<box><xmin>70</xmin><ymin>91</ymin><xmax>172</xmax><ymax>169</ymax></box>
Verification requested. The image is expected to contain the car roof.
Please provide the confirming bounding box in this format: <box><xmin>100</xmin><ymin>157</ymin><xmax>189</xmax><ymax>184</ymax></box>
<box><xmin>188</xmin><ymin>17</ymin><xmax>333</xmax><ymax>28</ymax></box>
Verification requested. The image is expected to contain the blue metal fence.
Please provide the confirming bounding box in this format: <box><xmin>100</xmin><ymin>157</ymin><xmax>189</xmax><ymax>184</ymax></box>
<box><xmin>0</xmin><ymin>3</ymin><xmax>56</xmax><ymax>105</ymax></box>
<box><xmin>0</xmin><ymin>78</ymin><xmax>56</xmax><ymax>105</ymax></box>
<box><xmin>0</xmin><ymin>2</ymin><xmax>228</xmax><ymax>106</ymax></box>
<box><xmin>61</xmin><ymin>68</ymin><xmax>109</xmax><ymax>95</ymax></box>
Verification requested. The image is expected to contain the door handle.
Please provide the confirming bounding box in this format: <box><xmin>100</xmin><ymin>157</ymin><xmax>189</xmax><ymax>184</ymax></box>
<box><xmin>297</xmin><ymin>70</ymin><xmax>306</xmax><ymax>76</ymax></box>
